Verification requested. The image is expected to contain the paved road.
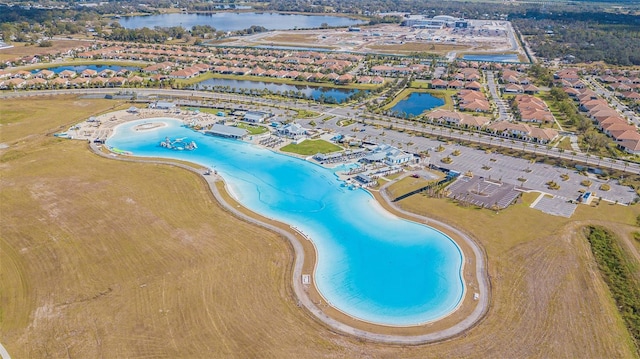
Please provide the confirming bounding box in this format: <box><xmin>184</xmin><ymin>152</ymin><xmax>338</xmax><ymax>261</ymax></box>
<box><xmin>484</xmin><ymin>70</ymin><xmax>511</xmax><ymax>121</ymax></box>
<box><xmin>87</xmin><ymin>142</ymin><xmax>490</xmax><ymax>344</ymax></box>
<box><xmin>2</xmin><ymin>88</ymin><xmax>639</xmax><ymax>176</ymax></box>
<box><xmin>584</xmin><ymin>76</ymin><xmax>640</xmax><ymax>126</ymax></box>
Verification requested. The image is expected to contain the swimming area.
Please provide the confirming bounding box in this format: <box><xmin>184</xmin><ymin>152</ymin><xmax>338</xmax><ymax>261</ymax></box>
<box><xmin>106</xmin><ymin>118</ymin><xmax>464</xmax><ymax>326</ymax></box>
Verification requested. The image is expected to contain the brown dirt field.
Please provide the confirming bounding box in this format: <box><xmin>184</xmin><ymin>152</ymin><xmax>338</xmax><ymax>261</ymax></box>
<box><xmin>1</xmin><ymin>96</ymin><xmax>640</xmax><ymax>358</ymax></box>
<box><xmin>0</xmin><ymin>40</ymin><xmax>93</xmax><ymax>62</ymax></box>
<box><xmin>367</xmin><ymin>42</ymin><xmax>470</xmax><ymax>54</ymax></box>
<box><xmin>261</xmin><ymin>33</ymin><xmax>320</xmax><ymax>43</ymax></box>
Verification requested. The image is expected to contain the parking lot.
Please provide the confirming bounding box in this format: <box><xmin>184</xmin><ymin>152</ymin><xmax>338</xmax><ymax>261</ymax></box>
<box><xmin>531</xmin><ymin>194</ymin><xmax>578</xmax><ymax>218</ymax></box>
<box><xmin>427</xmin><ymin>142</ymin><xmax>636</xmax><ymax>205</ymax></box>
<box><xmin>295</xmin><ymin>115</ymin><xmax>637</xmax><ymax>206</ymax></box>
<box><xmin>447</xmin><ymin>176</ymin><xmax>522</xmax><ymax>209</ymax></box>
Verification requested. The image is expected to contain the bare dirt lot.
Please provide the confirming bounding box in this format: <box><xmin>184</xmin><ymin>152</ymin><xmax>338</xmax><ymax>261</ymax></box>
<box><xmin>224</xmin><ymin>22</ymin><xmax>517</xmax><ymax>56</ymax></box>
<box><xmin>1</xmin><ymin>96</ymin><xmax>639</xmax><ymax>358</ymax></box>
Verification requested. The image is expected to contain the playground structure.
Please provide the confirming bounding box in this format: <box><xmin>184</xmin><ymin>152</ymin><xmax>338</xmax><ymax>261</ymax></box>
<box><xmin>160</xmin><ymin>137</ymin><xmax>197</xmax><ymax>151</ymax></box>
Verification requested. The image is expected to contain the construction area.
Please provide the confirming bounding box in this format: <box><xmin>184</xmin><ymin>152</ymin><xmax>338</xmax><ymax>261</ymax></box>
<box><xmin>218</xmin><ymin>20</ymin><xmax>521</xmax><ymax>57</ymax></box>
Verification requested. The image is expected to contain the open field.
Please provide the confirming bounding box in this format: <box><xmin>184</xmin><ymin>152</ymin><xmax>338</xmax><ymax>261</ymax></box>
<box><xmin>260</xmin><ymin>33</ymin><xmax>323</xmax><ymax>44</ymax></box>
<box><xmin>367</xmin><ymin>42</ymin><xmax>469</xmax><ymax>55</ymax></box>
<box><xmin>235</xmin><ymin>122</ymin><xmax>268</xmax><ymax>135</ymax></box>
<box><xmin>385</xmin><ymin>175</ymin><xmax>440</xmax><ymax>199</ymax></box>
<box><xmin>0</xmin><ymin>40</ymin><xmax>92</xmax><ymax>62</ymax></box>
<box><xmin>0</xmin><ymin>95</ymin><xmax>127</xmax><ymax>144</ymax></box>
<box><xmin>1</xmin><ymin>95</ymin><xmax>640</xmax><ymax>357</ymax></box>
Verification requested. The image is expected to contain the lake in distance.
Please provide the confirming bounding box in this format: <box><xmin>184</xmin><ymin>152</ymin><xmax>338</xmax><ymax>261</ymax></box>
<box><xmin>118</xmin><ymin>12</ymin><xmax>364</xmax><ymax>31</ymax></box>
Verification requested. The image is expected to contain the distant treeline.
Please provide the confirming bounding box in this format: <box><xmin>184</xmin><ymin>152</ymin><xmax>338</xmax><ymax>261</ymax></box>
<box><xmin>1</xmin><ymin>1</ymin><xmax>640</xmax><ymax>65</ymax></box>
<box><xmin>512</xmin><ymin>10</ymin><xmax>640</xmax><ymax>66</ymax></box>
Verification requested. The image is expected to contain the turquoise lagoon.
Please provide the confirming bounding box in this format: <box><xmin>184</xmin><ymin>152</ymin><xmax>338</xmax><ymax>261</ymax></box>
<box><xmin>107</xmin><ymin>118</ymin><xmax>464</xmax><ymax>326</ymax></box>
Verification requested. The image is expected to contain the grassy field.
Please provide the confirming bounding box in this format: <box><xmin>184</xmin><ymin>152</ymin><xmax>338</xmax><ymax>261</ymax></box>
<box><xmin>384</xmin><ymin>174</ymin><xmax>444</xmax><ymax>199</ymax></box>
<box><xmin>293</xmin><ymin>109</ymin><xmax>320</xmax><ymax>119</ymax></box>
<box><xmin>280</xmin><ymin>139</ymin><xmax>342</xmax><ymax>155</ymax></box>
<box><xmin>557</xmin><ymin>136</ymin><xmax>574</xmax><ymax>151</ymax></box>
<box><xmin>0</xmin><ymin>95</ymin><xmax>127</xmax><ymax>144</ymax></box>
<box><xmin>2</xmin><ymin>95</ymin><xmax>640</xmax><ymax>357</ymax></box>
<box><xmin>585</xmin><ymin>226</ymin><xmax>640</xmax><ymax>351</ymax></box>
<box><xmin>235</xmin><ymin>122</ymin><xmax>268</xmax><ymax>135</ymax></box>
<box><xmin>0</xmin><ymin>40</ymin><xmax>92</xmax><ymax>62</ymax></box>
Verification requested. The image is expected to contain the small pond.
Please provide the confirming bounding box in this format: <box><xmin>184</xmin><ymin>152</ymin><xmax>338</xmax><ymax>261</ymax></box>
<box><xmin>193</xmin><ymin>77</ymin><xmax>364</xmax><ymax>103</ymax></box>
<box><xmin>461</xmin><ymin>54</ymin><xmax>520</xmax><ymax>63</ymax></box>
<box><xmin>389</xmin><ymin>92</ymin><xmax>445</xmax><ymax>118</ymax></box>
<box><xmin>31</xmin><ymin>64</ymin><xmax>140</xmax><ymax>74</ymax></box>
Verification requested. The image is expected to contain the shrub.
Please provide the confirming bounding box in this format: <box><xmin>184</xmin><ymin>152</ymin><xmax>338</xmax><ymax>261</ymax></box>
<box><xmin>581</xmin><ymin>180</ymin><xmax>592</xmax><ymax>187</ymax></box>
<box><xmin>585</xmin><ymin>226</ymin><xmax>640</xmax><ymax>350</ymax></box>
<box><xmin>599</xmin><ymin>184</ymin><xmax>611</xmax><ymax>191</ymax></box>
<box><xmin>546</xmin><ymin>180</ymin><xmax>560</xmax><ymax>190</ymax></box>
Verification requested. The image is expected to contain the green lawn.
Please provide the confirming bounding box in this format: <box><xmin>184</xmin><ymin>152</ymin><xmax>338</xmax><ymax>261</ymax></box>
<box><xmin>236</xmin><ymin>123</ymin><xmax>268</xmax><ymax>135</ymax></box>
<box><xmin>557</xmin><ymin>136</ymin><xmax>573</xmax><ymax>151</ymax></box>
<box><xmin>337</xmin><ymin>119</ymin><xmax>355</xmax><ymax>127</ymax></box>
<box><xmin>280</xmin><ymin>139</ymin><xmax>342</xmax><ymax>155</ymax></box>
<box><xmin>199</xmin><ymin>108</ymin><xmax>227</xmax><ymax>115</ymax></box>
<box><xmin>294</xmin><ymin>109</ymin><xmax>320</xmax><ymax>119</ymax></box>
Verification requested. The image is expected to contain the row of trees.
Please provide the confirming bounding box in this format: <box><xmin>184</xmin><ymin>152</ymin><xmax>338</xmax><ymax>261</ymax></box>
<box><xmin>547</xmin><ymin>87</ymin><xmax>615</xmax><ymax>157</ymax></box>
<box><xmin>513</xmin><ymin>10</ymin><xmax>640</xmax><ymax>66</ymax></box>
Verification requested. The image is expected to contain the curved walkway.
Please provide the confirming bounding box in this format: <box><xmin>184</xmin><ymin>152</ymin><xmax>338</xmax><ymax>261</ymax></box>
<box><xmin>0</xmin><ymin>342</ymin><xmax>11</xmax><ymax>359</ymax></box>
<box><xmin>88</xmin><ymin>131</ymin><xmax>490</xmax><ymax>344</ymax></box>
